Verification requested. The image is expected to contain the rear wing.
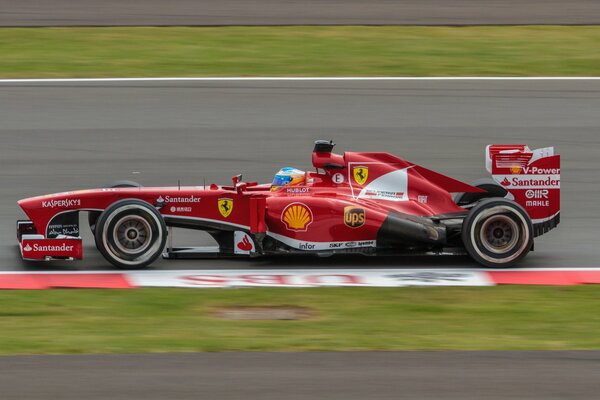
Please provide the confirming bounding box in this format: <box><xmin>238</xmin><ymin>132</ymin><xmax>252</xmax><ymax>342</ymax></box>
<box><xmin>486</xmin><ymin>144</ymin><xmax>560</xmax><ymax>237</ymax></box>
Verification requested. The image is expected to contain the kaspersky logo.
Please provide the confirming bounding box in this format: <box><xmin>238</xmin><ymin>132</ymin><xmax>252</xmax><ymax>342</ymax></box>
<box><xmin>41</xmin><ymin>199</ymin><xmax>81</xmax><ymax>208</ymax></box>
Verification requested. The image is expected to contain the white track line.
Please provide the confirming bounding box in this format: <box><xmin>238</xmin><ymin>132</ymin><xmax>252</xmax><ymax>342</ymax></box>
<box><xmin>0</xmin><ymin>77</ymin><xmax>599</xmax><ymax>83</ymax></box>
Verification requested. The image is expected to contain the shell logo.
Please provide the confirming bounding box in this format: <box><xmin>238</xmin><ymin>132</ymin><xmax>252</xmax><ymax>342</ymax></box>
<box><xmin>510</xmin><ymin>165</ymin><xmax>522</xmax><ymax>174</ymax></box>
<box><xmin>281</xmin><ymin>202</ymin><xmax>313</xmax><ymax>231</ymax></box>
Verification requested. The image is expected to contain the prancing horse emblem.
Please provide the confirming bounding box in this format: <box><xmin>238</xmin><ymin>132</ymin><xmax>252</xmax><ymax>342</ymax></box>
<box><xmin>218</xmin><ymin>198</ymin><xmax>233</xmax><ymax>218</ymax></box>
<box><xmin>353</xmin><ymin>166</ymin><xmax>368</xmax><ymax>185</ymax></box>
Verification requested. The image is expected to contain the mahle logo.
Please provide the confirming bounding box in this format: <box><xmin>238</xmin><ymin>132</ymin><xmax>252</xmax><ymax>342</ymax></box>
<box><xmin>344</xmin><ymin>206</ymin><xmax>365</xmax><ymax>228</ymax></box>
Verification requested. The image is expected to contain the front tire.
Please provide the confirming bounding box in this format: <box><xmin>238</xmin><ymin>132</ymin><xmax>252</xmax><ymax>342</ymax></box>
<box><xmin>462</xmin><ymin>198</ymin><xmax>533</xmax><ymax>268</ymax></box>
<box><xmin>89</xmin><ymin>180</ymin><xmax>141</xmax><ymax>234</ymax></box>
<box><xmin>94</xmin><ymin>199</ymin><xmax>166</xmax><ymax>269</ymax></box>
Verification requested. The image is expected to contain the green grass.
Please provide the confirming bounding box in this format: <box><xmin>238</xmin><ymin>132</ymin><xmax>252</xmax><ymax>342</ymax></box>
<box><xmin>0</xmin><ymin>286</ymin><xmax>599</xmax><ymax>354</ymax></box>
<box><xmin>0</xmin><ymin>26</ymin><xmax>599</xmax><ymax>77</ymax></box>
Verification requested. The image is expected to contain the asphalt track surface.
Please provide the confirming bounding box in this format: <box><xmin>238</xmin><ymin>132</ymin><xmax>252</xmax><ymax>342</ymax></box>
<box><xmin>0</xmin><ymin>79</ymin><xmax>598</xmax><ymax>271</ymax></box>
<box><xmin>0</xmin><ymin>351</ymin><xmax>598</xmax><ymax>399</ymax></box>
<box><xmin>2</xmin><ymin>0</ymin><xmax>600</xmax><ymax>26</ymax></box>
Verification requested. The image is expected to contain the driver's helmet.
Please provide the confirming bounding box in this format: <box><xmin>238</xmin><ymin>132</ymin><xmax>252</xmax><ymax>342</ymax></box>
<box><xmin>271</xmin><ymin>167</ymin><xmax>306</xmax><ymax>191</ymax></box>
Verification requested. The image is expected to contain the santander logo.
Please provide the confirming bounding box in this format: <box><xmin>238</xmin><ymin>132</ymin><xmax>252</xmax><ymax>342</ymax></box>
<box><xmin>237</xmin><ymin>235</ymin><xmax>253</xmax><ymax>251</ymax></box>
<box><xmin>500</xmin><ymin>177</ymin><xmax>511</xmax><ymax>187</ymax></box>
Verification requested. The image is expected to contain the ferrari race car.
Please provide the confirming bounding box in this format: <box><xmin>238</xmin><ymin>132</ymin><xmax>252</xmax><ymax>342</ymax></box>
<box><xmin>16</xmin><ymin>141</ymin><xmax>560</xmax><ymax>269</ymax></box>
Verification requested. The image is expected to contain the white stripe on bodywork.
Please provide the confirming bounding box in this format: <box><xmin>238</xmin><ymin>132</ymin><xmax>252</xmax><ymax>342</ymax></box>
<box><xmin>267</xmin><ymin>231</ymin><xmax>376</xmax><ymax>251</ymax></box>
<box><xmin>357</xmin><ymin>168</ymin><xmax>410</xmax><ymax>202</ymax></box>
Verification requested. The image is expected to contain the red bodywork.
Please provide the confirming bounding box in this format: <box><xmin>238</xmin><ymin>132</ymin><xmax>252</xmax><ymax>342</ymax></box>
<box><xmin>16</xmin><ymin>142</ymin><xmax>560</xmax><ymax>263</ymax></box>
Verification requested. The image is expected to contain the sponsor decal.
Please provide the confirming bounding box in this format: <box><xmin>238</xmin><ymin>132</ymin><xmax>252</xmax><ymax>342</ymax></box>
<box><xmin>169</xmin><ymin>206</ymin><xmax>192</xmax><ymax>213</ymax></box>
<box><xmin>281</xmin><ymin>203</ymin><xmax>313</xmax><ymax>231</ymax></box>
<box><xmin>510</xmin><ymin>165</ymin><xmax>522</xmax><ymax>174</ymax></box>
<box><xmin>417</xmin><ymin>195</ymin><xmax>428</xmax><ymax>204</ymax></box>
<box><xmin>344</xmin><ymin>206</ymin><xmax>365</xmax><ymax>228</ymax></box>
<box><xmin>524</xmin><ymin>188</ymin><xmax>552</xmax><ymax>207</ymax></box>
<box><xmin>285</xmin><ymin>187</ymin><xmax>309</xmax><ymax>194</ymax></box>
<box><xmin>352</xmin><ymin>166</ymin><xmax>368</xmax><ymax>185</ymax></box>
<box><xmin>361</xmin><ymin>190</ymin><xmax>405</xmax><ymax>201</ymax></box>
<box><xmin>157</xmin><ymin>195</ymin><xmax>202</xmax><ymax>204</ymax></box>
<box><xmin>356</xmin><ymin>168</ymin><xmax>409</xmax><ymax>202</ymax></box>
<box><xmin>48</xmin><ymin>224</ymin><xmax>79</xmax><ymax>237</ymax></box>
<box><xmin>332</xmin><ymin>173</ymin><xmax>344</xmax><ymax>184</ymax></box>
<box><xmin>385</xmin><ymin>271</ymin><xmax>489</xmax><ymax>286</ymax></box>
<box><xmin>218</xmin><ymin>198</ymin><xmax>233</xmax><ymax>218</ymax></box>
<box><xmin>497</xmin><ymin>175</ymin><xmax>560</xmax><ymax>189</ymax></box>
<box><xmin>234</xmin><ymin>231</ymin><xmax>255</xmax><ymax>254</ymax></box>
<box><xmin>525</xmin><ymin>200</ymin><xmax>550</xmax><ymax>207</ymax></box>
<box><xmin>329</xmin><ymin>240</ymin><xmax>375</xmax><ymax>249</ymax></box>
<box><xmin>525</xmin><ymin>189</ymin><xmax>549</xmax><ymax>199</ymax></box>
<box><xmin>522</xmin><ymin>166</ymin><xmax>560</xmax><ymax>175</ymax></box>
<box><xmin>24</xmin><ymin>243</ymin><xmax>75</xmax><ymax>252</ymax></box>
<box><xmin>41</xmin><ymin>199</ymin><xmax>81</xmax><ymax>208</ymax></box>
<box><xmin>268</xmin><ymin>232</ymin><xmax>375</xmax><ymax>251</ymax></box>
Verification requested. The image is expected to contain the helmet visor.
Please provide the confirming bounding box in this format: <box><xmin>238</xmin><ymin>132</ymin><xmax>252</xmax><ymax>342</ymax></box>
<box><xmin>272</xmin><ymin>175</ymin><xmax>292</xmax><ymax>187</ymax></box>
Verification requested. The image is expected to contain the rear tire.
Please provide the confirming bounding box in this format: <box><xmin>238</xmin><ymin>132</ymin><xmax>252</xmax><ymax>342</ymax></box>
<box><xmin>94</xmin><ymin>199</ymin><xmax>166</xmax><ymax>269</ymax></box>
<box><xmin>462</xmin><ymin>198</ymin><xmax>533</xmax><ymax>268</ymax></box>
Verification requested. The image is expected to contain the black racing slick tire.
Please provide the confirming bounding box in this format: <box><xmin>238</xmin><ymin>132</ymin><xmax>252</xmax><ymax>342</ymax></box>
<box><xmin>94</xmin><ymin>199</ymin><xmax>167</xmax><ymax>269</ymax></box>
<box><xmin>89</xmin><ymin>180</ymin><xmax>141</xmax><ymax>234</ymax></box>
<box><xmin>461</xmin><ymin>198</ymin><xmax>533</xmax><ymax>268</ymax></box>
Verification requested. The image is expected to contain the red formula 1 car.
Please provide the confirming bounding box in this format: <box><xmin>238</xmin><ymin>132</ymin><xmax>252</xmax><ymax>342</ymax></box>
<box><xmin>16</xmin><ymin>141</ymin><xmax>560</xmax><ymax>269</ymax></box>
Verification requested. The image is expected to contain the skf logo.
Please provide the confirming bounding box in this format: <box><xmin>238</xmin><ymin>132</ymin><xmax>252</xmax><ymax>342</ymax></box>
<box><xmin>218</xmin><ymin>198</ymin><xmax>233</xmax><ymax>218</ymax></box>
<box><xmin>344</xmin><ymin>206</ymin><xmax>365</xmax><ymax>228</ymax></box>
<box><xmin>281</xmin><ymin>203</ymin><xmax>313</xmax><ymax>231</ymax></box>
<box><xmin>510</xmin><ymin>165</ymin><xmax>522</xmax><ymax>174</ymax></box>
<box><xmin>353</xmin><ymin>166</ymin><xmax>368</xmax><ymax>185</ymax></box>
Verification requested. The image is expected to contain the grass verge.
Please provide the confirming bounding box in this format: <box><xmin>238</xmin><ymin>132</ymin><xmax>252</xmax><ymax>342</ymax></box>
<box><xmin>0</xmin><ymin>26</ymin><xmax>599</xmax><ymax>77</ymax></box>
<box><xmin>0</xmin><ymin>286</ymin><xmax>599</xmax><ymax>354</ymax></box>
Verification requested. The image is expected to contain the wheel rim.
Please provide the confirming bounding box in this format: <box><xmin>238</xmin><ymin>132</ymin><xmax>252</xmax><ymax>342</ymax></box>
<box><xmin>112</xmin><ymin>215</ymin><xmax>152</xmax><ymax>255</ymax></box>
<box><xmin>479</xmin><ymin>215</ymin><xmax>519</xmax><ymax>254</ymax></box>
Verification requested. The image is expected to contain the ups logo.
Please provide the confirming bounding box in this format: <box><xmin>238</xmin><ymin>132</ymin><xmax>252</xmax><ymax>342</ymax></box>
<box><xmin>344</xmin><ymin>206</ymin><xmax>366</xmax><ymax>228</ymax></box>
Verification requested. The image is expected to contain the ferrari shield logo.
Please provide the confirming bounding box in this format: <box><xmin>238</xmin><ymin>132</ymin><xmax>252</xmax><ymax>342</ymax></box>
<box><xmin>353</xmin><ymin>166</ymin><xmax>368</xmax><ymax>185</ymax></box>
<box><xmin>218</xmin><ymin>198</ymin><xmax>233</xmax><ymax>218</ymax></box>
